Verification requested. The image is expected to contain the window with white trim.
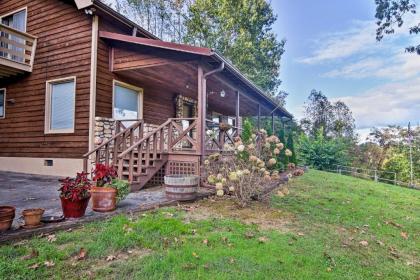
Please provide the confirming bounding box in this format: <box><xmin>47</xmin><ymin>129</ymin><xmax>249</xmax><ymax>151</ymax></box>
<box><xmin>113</xmin><ymin>81</ymin><xmax>143</xmax><ymax>121</ymax></box>
<box><xmin>45</xmin><ymin>77</ymin><xmax>76</xmax><ymax>134</ymax></box>
<box><xmin>0</xmin><ymin>89</ymin><xmax>5</xmax><ymax>118</ymax></box>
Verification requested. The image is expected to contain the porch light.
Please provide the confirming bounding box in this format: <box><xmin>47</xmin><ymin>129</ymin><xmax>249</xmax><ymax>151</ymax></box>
<box><xmin>220</xmin><ymin>90</ymin><xmax>226</xmax><ymax>98</ymax></box>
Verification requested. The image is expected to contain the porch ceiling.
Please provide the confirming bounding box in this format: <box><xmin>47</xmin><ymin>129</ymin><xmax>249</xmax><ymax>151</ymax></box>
<box><xmin>102</xmin><ymin>31</ymin><xmax>292</xmax><ymax>119</ymax></box>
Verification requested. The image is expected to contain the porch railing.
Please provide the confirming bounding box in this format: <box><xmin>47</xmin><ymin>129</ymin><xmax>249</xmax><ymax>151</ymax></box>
<box><xmin>117</xmin><ymin>118</ymin><xmax>198</xmax><ymax>181</ymax></box>
<box><xmin>83</xmin><ymin>120</ymin><xmax>144</xmax><ymax>171</ymax></box>
<box><xmin>0</xmin><ymin>23</ymin><xmax>37</xmax><ymax>72</ymax></box>
<box><xmin>205</xmin><ymin>119</ymin><xmax>240</xmax><ymax>152</ymax></box>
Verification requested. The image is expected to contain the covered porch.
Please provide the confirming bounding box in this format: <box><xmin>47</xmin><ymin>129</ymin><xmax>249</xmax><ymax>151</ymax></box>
<box><xmin>102</xmin><ymin>31</ymin><xmax>291</xmax><ymax>150</ymax></box>
<box><xmin>85</xmin><ymin>32</ymin><xmax>292</xmax><ymax>188</ymax></box>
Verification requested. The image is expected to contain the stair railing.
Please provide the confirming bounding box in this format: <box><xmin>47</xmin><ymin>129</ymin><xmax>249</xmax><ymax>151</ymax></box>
<box><xmin>117</xmin><ymin>118</ymin><xmax>198</xmax><ymax>181</ymax></box>
<box><xmin>83</xmin><ymin>120</ymin><xmax>144</xmax><ymax>172</ymax></box>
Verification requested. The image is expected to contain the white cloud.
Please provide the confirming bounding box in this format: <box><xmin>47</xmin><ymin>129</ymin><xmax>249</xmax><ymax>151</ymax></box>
<box><xmin>298</xmin><ymin>21</ymin><xmax>377</xmax><ymax>64</ymax></box>
<box><xmin>298</xmin><ymin>14</ymin><xmax>420</xmax><ymax>65</ymax></box>
<box><xmin>323</xmin><ymin>52</ymin><xmax>420</xmax><ymax>80</ymax></box>
<box><xmin>332</xmin><ymin>77</ymin><xmax>420</xmax><ymax>129</ymax></box>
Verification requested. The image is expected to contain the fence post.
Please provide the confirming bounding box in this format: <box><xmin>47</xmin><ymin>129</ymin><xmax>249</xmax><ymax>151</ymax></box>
<box><xmin>394</xmin><ymin>173</ymin><xmax>397</xmax><ymax>185</ymax></box>
<box><xmin>374</xmin><ymin>170</ymin><xmax>378</xmax><ymax>182</ymax></box>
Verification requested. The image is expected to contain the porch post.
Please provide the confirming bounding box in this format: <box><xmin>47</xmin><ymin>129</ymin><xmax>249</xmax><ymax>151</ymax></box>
<box><xmin>235</xmin><ymin>91</ymin><xmax>240</xmax><ymax>136</ymax></box>
<box><xmin>197</xmin><ymin>65</ymin><xmax>206</xmax><ymax>161</ymax></box>
<box><xmin>271</xmin><ymin>112</ymin><xmax>275</xmax><ymax>135</ymax></box>
<box><xmin>257</xmin><ymin>104</ymin><xmax>261</xmax><ymax>131</ymax></box>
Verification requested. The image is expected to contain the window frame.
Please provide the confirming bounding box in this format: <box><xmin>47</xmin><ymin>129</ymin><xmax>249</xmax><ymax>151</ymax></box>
<box><xmin>44</xmin><ymin>76</ymin><xmax>76</xmax><ymax>134</ymax></box>
<box><xmin>0</xmin><ymin>7</ymin><xmax>28</xmax><ymax>32</ymax></box>
<box><xmin>112</xmin><ymin>80</ymin><xmax>144</xmax><ymax>121</ymax></box>
<box><xmin>0</xmin><ymin>88</ymin><xmax>5</xmax><ymax>119</ymax></box>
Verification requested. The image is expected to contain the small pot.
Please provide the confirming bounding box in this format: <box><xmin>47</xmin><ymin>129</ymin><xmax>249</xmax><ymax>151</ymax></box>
<box><xmin>0</xmin><ymin>206</ymin><xmax>15</xmax><ymax>219</ymax></box>
<box><xmin>60</xmin><ymin>196</ymin><xmax>90</xmax><ymax>218</ymax></box>
<box><xmin>219</xmin><ymin>122</ymin><xmax>232</xmax><ymax>132</ymax></box>
<box><xmin>22</xmin><ymin>208</ymin><xmax>44</xmax><ymax>226</ymax></box>
<box><xmin>0</xmin><ymin>206</ymin><xmax>15</xmax><ymax>232</ymax></box>
<box><xmin>90</xmin><ymin>186</ymin><xmax>117</xmax><ymax>212</ymax></box>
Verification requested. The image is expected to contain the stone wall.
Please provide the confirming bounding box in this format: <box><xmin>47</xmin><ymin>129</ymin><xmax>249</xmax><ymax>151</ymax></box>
<box><xmin>94</xmin><ymin>117</ymin><xmax>116</xmax><ymax>146</ymax></box>
<box><xmin>94</xmin><ymin>117</ymin><xmax>161</xmax><ymax>147</ymax></box>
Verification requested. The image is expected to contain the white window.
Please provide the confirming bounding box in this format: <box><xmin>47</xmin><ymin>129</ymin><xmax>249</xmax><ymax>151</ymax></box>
<box><xmin>0</xmin><ymin>89</ymin><xmax>5</xmax><ymax>118</ymax></box>
<box><xmin>113</xmin><ymin>81</ymin><xmax>143</xmax><ymax>120</ymax></box>
<box><xmin>45</xmin><ymin>77</ymin><xmax>76</xmax><ymax>134</ymax></box>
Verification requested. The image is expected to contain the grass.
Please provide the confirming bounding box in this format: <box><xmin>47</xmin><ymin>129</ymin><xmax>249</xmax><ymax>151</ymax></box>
<box><xmin>0</xmin><ymin>170</ymin><xmax>419</xmax><ymax>279</ymax></box>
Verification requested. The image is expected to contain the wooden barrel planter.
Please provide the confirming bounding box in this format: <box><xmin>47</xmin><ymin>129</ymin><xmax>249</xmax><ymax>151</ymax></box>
<box><xmin>164</xmin><ymin>175</ymin><xmax>200</xmax><ymax>201</ymax></box>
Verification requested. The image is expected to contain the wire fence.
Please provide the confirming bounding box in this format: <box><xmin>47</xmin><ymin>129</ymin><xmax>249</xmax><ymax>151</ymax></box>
<box><xmin>321</xmin><ymin>165</ymin><xmax>419</xmax><ymax>190</ymax></box>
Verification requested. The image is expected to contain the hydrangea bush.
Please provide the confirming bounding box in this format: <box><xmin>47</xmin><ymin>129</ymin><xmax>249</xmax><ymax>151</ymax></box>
<box><xmin>204</xmin><ymin>129</ymin><xmax>294</xmax><ymax>206</ymax></box>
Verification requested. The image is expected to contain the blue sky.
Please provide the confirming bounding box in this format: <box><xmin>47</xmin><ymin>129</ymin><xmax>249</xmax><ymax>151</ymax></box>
<box><xmin>271</xmin><ymin>0</ymin><xmax>420</xmax><ymax>137</ymax></box>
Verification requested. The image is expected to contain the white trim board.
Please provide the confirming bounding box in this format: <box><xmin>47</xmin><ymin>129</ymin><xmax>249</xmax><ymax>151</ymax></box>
<box><xmin>44</xmin><ymin>76</ymin><xmax>77</xmax><ymax>134</ymax></box>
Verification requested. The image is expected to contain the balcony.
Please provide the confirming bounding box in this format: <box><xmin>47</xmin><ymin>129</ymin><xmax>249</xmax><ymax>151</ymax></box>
<box><xmin>0</xmin><ymin>23</ymin><xmax>37</xmax><ymax>79</ymax></box>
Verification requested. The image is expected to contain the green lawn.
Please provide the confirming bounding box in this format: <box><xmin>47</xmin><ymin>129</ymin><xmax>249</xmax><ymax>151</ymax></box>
<box><xmin>0</xmin><ymin>170</ymin><xmax>419</xmax><ymax>280</ymax></box>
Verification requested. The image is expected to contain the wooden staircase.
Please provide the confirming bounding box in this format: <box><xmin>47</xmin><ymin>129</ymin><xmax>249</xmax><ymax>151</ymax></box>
<box><xmin>83</xmin><ymin>118</ymin><xmax>199</xmax><ymax>192</ymax></box>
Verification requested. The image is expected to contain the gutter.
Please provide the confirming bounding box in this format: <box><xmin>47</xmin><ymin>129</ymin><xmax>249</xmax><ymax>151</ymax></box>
<box><xmin>204</xmin><ymin>62</ymin><xmax>225</xmax><ymax>79</ymax></box>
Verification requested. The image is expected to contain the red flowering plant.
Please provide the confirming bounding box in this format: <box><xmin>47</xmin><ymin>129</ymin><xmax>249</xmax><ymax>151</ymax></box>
<box><xmin>92</xmin><ymin>163</ymin><xmax>117</xmax><ymax>187</ymax></box>
<box><xmin>59</xmin><ymin>172</ymin><xmax>92</xmax><ymax>201</ymax></box>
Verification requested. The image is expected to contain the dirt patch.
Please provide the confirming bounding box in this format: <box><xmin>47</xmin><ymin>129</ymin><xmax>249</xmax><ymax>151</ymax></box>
<box><xmin>68</xmin><ymin>247</ymin><xmax>153</xmax><ymax>279</ymax></box>
<box><xmin>180</xmin><ymin>197</ymin><xmax>296</xmax><ymax>232</ymax></box>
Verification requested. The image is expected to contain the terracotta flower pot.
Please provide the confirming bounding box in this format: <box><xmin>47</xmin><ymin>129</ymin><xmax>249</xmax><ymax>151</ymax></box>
<box><xmin>60</xmin><ymin>196</ymin><xmax>90</xmax><ymax>218</ymax></box>
<box><xmin>219</xmin><ymin>122</ymin><xmax>232</xmax><ymax>132</ymax></box>
<box><xmin>22</xmin><ymin>208</ymin><xmax>44</xmax><ymax>226</ymax></box>
<box><xmin>90</xmin><ymin>186</ymin><xmax>117</xmax><ymax>212</ymax></box>
<box><xmin>0</xmin><ymin>206</ymin><xmax>15</xmax><ymax>232</ymax></box>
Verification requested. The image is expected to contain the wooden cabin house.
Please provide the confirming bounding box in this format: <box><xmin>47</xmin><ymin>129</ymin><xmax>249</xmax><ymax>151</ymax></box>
<box><xmin>0</xmin><ymin>0</ymin><xmax>292</xmax><ymax>190</ymax></box>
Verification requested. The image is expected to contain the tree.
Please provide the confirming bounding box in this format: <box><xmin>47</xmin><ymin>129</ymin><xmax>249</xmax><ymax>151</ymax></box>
<box><xmin>184</xmin><ymin>0</ymin><xmax>285</xmax><ymax>95</ymax></box>
<box><xmin>286</xmin><ymin>133</ymin><xmax>297</xmax><ymax>164</ymax></box>
<box><xmin>375</xmin><ymin>0</ymin><xmax>419</xmax><ymax>54</ymax></box>
<box><xmin>301</xmin><ymin>90</ymin><xmax>356</xmax><ymax>139</ymax></box>
<box><xmin>382</xmin><ymin>152</ymin><xmax>411</xmax><ymax>182</ymax></box>
<box><xmin>241</xmin><ymin>118</ymin><xmax>253</xmax><ymax>144</ymax></box>
<box><xmin>301</xmin><ymin>90</ymin><xmax>333</xmax><ymax>137</ymax></box>
<box><xmin>105</xmin><ymin>0</ymin><xmax>191</xmax><ymax>42</ymax></box>
<box><xmin>297</xmin><ymin>128</ymin><xmax>350</xmax><ymax>170</ymax></box>
<box><xmin>331</xmin><ymin>101</ymin><xmax>355</xmax><ymax>138</ymax></box>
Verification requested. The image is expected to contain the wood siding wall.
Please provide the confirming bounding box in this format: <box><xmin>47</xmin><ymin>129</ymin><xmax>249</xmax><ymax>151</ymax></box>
<box><xmin>96</xmin><ymin>19</ymin><xmax>176</xmax><ymax>125</ymax></box>
<box><xmin>0</xmin><ymin>0</ymin><xmax>92</xmax><ymax>158</ymax></box>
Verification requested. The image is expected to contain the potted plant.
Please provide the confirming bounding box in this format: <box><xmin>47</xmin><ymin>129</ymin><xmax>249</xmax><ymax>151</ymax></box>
<box><xmin>0</xmin><ymin>206</ymin><xmax>16</xmax><ymax>232</ymax></box>
<box><xmin>90</xmin><ymin>164</ymin><xmax>118</xmax><ymax>212</ymax></box>
<box><xmin>22</xmin><ymin>208</ymin><xmax>44</xmax><ymax>228</ymax></box>
<box><xmin>59</xmin><ymin>172</ymin><xmax>92</xmax><ymax>218</ymax></box>
<box><xmin>111</xmin><ymin>178</ymin><xmax>130</xmax><ymax>204</ymax></box>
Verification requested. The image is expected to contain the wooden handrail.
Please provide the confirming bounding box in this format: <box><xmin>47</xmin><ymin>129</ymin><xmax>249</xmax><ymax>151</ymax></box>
<box><xmin>83</xmin><ymin>120</ymin><xmax>143</xmax><ymax>157</ymax></box>
<box><xmin>118</xmin><ymin>119</ymin><xmax>172</xmax><ymax>158</ymax></box>
<box><xmin>118</xmin><ymin>118</ymin><xmax>199</xmax><ymax>158</ymax></box>
<box><xmin>0</xmin><ymin>23</ymin><xmax>37</xmax><ymax>40</ymax></box>
<box><xmin>0</xmin><ymin>23</ymin><xmax>37</xmax><ymax>71</ymax></box>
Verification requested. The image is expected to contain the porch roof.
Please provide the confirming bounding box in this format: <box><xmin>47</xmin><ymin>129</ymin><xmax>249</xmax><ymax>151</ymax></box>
<box><xmin>100</xmin><ymin>31</ymin><xmax>293</xmax><ymax>119</ymax></box>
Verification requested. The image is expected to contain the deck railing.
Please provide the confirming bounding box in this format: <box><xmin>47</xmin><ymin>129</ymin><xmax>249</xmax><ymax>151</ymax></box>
<box><xmin>83</xmin><ymin>120</ymin><xmax>144</xmax><ymax>172</ymax></box>
<box><xmin>0</xmin><ymin>23</ymin><xmax>37</xmax><ymax>72</ymax></box>
<box><xmin>205</xmin><ymin>119</ymin><xmax>240</xmax><ymax>152</ymax></box>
